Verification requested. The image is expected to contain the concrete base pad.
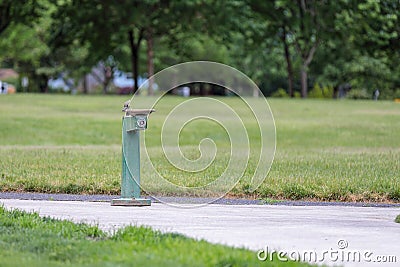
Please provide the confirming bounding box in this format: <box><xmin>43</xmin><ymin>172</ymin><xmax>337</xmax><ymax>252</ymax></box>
<box><xmin>110</xmin><ymin>198</ymin><xmax>151</xmax><ymax>206</ymax></box>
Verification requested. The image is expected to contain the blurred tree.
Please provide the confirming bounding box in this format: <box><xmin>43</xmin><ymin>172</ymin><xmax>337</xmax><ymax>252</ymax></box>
<box><xmin>0</xmin><ymin>24</ymin><xmax>50</xmax><ymax>92</ymax></box>
<box><xmin>246</xmin><ymin>0</ymin><xmax>341</xmax><ymax>98</ymax></box>
<box><xmin>51</xmin><ymin>0</ymin><xmax>200</xmax><ymax>94</ymax></box>
<box><xmin>0</xmin><ymin>0</ymin><xmax>43</xmax><ymax>35</ymax></box>
<box><xmin>0</xmin><ymin>0</ymin><xmax>52</xmax><ymax>92</ymax></box>
<box><xmin>247</xmin><ymin>1</ymin><xmax>296</xmax><ymax>97</ymax></box>
<box><xmin>2</xmin><ymin>0</ymin><xmax>400</xmax><ymax>97</ymax></box>
<box><xmin>285</xmin><ymin>0</ymin><xmax>340</xmax><ymax>98</ymax></box>
<box><xmin>340</xmin><ymin>0</ymin><xmax>400</xmax><ymax>96</ymax></box>
<box><xmin>313</xmin><ymin>0</ymin><xmax>400</xmax><ymax>98</ymax></box>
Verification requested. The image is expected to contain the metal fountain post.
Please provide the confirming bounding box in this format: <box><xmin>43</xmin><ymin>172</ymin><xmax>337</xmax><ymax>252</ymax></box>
<box><xmin>111</xmin><ymin>103</ymin><xmax>155</xmax><ymax>206</ymax></box>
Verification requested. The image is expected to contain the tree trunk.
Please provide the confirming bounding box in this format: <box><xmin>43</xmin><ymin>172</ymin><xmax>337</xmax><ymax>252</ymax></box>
<box><xmin>199</xmin><ymin>82</ymin><xmax>206</xmax><ymax>96</ymax></box>
<box><xmin>281</xmin><ymin>27</ymin><xmax>294</xmax><ymax>98</ymax></box>
<box><xmin>39</xmin><ymin>74</ymin><xmax>48</xmax><ymax>93</ymax></box>
<box><xmin>294</xmin><ymin>0</ymin><xmax>319</xmax><ymax>99</ymax></box>
<box><xmin>102</xmin><ymin>66</ymin><xmax>112</xmax><ymax>94</ymax></box>
<box><xmin>82</xmin><ymin>74</ymin><xmax>88</xmax><ymax>94</ymax></box>
<box><xmin>128</xmin><ymin>29</ymin><xmax>142</xmax><ymax>94</ymax></box>
<box><xmin>102</xmin><ymin>82</ymin><xmax>108</xmax><ymax>94</ymax></box>
<box><xmin>0</xmin><ymin>3</ymin><xmax>11</xmax><ymax>35</ymax></box>
<box><xmin>300</xmin><ymin>65</ymin><xmax>307</xmax><ymax>98</ymax></box>
<box><xmin>146</xmin><ymin>27</ymin><xmax>154</xmax><ymax>96</ymax></box>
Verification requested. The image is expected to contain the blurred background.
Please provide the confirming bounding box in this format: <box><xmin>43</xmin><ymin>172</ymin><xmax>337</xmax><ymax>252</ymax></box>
<box><xmin>0</xmin><ymin>0</ymin><xmax>399</xmax><ymax>100</ymax></box>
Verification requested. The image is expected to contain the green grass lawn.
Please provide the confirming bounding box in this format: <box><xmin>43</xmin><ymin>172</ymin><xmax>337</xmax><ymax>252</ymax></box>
<box><xmin>0</xmin><ymin>206</ymin><xmax>310</xmax><ymax>267</ymax></box>
<box><xmin>0</xmin><ymin>94</ymin><xmax>399</xmax><ymax>202</ymax></box>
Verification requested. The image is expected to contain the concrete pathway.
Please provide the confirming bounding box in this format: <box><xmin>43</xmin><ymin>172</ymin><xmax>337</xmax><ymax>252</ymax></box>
<box><xmin>1</xmin><ymin>199</ymin><xmax>399</xmax><ymax>267</ymax></box>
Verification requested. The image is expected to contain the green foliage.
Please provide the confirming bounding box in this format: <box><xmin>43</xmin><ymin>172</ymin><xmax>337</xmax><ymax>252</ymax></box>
<box><xmin>309</xmin><ymin>84</ymin><xmax>333</xmax><ymax>98</ymax></box>
<box><xmin>167</xmin><ymin>32</ymin><xmax>230</xmax><ymax>63</ymax></box>
<box><xmin>0</xmin><ymin>76</ymin><xmax>18</xmax><ymax>86</ymax></box>
<box><xmin>311</xmin><ymin>0</ymin><xmax>400</xmax><ymax>97</ymax></box>
<box><xmin>396</xmin><ymin>215</ymin><xmax>400</xmax><ymax>223</ymax></box>
<box><xmin>337</xmin><ymin>0</ymin><xmax>399</xmax><ymax>55</ymax></box>
<box><xmin>393</xmin><ymin>89</ymin><xmax>400</xmax><ymax>99</ymax></box>
<box><xmin>271</xmin><ymin>88</ymin><xmax>289</xmax><ymax>98</ymax></box>
<box><xmin>322</xmin><ymin>86</ymin><xmax>334</xmax><ymax>98</ymax></box>
<box><xmin>1</xmin><ymin>1</ymin><xmax>400</xmax><ymax>95</ymax></box>
<box><xmin>346</xmin><ymin>89</ymin><xmax>371</xmax><ymax>100</ymax></box>
<box><xmin>0</xmin><ymin>1</ymin><xmax>58</xmax><ymax>92</ymax></box>
<box><xmin>308</xmin><ymin>84</ymin><xmax>324</xmax><ymax>98</ymax></box>
<box><xmin>0</xmin><ymin>0</ymin><xmax>43</xmax><ymax>35</ymax></box>
<box><xmin>346</xmin><ymin>56</ymin><xmax>393</xmax><ymax>92</ymax></box>
<box><xmin>376</xmin><ymin>89</ymin><xmax>396</xmax><ymax>101</ymax></box>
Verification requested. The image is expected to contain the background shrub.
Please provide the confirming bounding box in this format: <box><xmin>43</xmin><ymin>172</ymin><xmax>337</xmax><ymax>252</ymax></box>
<box><xmin>346</xmin><ymin>89</ymin><xmax>370</xmax><ymax>100</ymax></box>
<box><xmin>271</xmin><ymin>88</ymin><xmax>289</xmax><ymax>98</ymax></box>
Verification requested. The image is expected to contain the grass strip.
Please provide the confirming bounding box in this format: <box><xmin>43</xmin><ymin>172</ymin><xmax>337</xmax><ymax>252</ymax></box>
<box><xmin>0</xmin><ymin>206</ymin><xmax>311</xmax><ymax>267</ymax></box>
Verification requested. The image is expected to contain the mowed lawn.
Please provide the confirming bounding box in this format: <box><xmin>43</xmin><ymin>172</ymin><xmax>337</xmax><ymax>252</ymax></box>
<box><xmin>0</xmin><ymin>94</ymin><xmax>399</xmax><ymax>202</ymax></box>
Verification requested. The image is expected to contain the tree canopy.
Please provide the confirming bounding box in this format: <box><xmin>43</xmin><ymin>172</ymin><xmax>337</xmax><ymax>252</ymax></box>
<box><xmin>0</xmin><ymin>0</ymin><xmax>399</xmax><ymax>98</ymax></box>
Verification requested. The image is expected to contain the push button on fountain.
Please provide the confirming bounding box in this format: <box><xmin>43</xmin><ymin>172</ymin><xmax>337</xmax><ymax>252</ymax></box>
<box><xmin>136</xmin><ymin>117</ymin><xmax>147</xmax><ymax>129</ymax></box>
